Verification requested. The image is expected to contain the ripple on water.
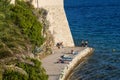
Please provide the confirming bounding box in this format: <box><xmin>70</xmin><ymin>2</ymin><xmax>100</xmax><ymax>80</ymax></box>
<box><xmin>65</xmin><ymin>0</ymin><xmax>120</xmax><ymax>80</ymax></box>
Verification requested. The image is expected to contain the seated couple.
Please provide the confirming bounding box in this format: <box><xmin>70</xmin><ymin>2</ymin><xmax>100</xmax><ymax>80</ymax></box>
<box><xmin>56</xmin><ymin>42</ymin><xmax>63</xmax><ymax>49</ymax></box>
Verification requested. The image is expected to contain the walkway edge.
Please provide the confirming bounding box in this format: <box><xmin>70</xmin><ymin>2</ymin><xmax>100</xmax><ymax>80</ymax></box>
<box><xmin>59</xmin><ymin>47</ymin><xmax>94</xmax><ymax>80</ymax></box>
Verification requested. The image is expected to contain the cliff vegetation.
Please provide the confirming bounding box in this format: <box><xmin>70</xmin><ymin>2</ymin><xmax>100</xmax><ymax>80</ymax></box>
<box><xmin>0</xmin><ymin>0</ymin><xmax>51</xmax><ymax>80</ymax></box>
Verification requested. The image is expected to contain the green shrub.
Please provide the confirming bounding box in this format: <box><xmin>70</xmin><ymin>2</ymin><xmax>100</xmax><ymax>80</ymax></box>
<box><xmin>0</xmin><ymin>42</ymin><xmax>3</xmax><ymax>48</ymax></box>
<box><xmin>0</xmin><ymin>0</ymin><xmax>45</xmax><ymax>47</ymax></box>
<box><xmin>3</xmin><ymin>70</ymin><xmax>28</xmax><ymax>80</ymax></box>
<box><xmin>10</xmin><ymin>0</ymin><xmax>44</xmax><ymax>46</ymax></box>
<box><xmin>0</xmin><ymin>65</ymin><xmax>2</xmax><ymax>80</ymax></box>
<box><xmin>0</xmin><ymin>0</ymin><xmax>48</xmax><ymax>80</ymax></box>
<box><xmin>7</xmin><ymin>42</ymin><xmax>16</xmax><ymax>48</ymax></box>
<box><xmin>16</xmin><ymin>59</ymin><xmax>48</xmax><ymax>80</ymax></box>
<box><xmin>0</xmin><ymin>48</ymin><xmax>12</xmax><ymax>59</ymax></box>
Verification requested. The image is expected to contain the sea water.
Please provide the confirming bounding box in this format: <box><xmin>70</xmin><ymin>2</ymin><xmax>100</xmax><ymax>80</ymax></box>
<box><xmin>64</xmin><ymin>0</ymin><xmax>120</xmax><ymax>80</ymax></box>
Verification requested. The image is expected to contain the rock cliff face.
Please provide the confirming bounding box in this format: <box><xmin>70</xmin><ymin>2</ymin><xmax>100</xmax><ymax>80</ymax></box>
<box><xmin>31</xmin><ymin>0</ymin><xmax>75</xmax><ymax>47</ymax></box>
<box><xmin>10</xmin><ymin>0</ymin><xmax>75</xmax><ymax>47</ymax></box>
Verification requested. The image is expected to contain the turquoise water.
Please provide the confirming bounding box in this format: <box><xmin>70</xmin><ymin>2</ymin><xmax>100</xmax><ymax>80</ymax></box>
<box><xmin>64</xmin><ymin>0</ymin><xmax>120</xmax><ymax>80</ymax></box>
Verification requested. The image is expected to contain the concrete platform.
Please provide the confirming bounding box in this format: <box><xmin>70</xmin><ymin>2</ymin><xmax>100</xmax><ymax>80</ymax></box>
<box><xmin>41</xmin><ymin>47</ymin><xmax>86</xmax><ymax>80</ymax></box>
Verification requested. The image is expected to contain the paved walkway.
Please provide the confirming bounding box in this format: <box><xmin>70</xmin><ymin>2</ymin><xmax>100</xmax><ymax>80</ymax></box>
<box><xmin>41</xmin><ymin>47</ymin><xmax>85</xmax><ymax>80</ymax></box>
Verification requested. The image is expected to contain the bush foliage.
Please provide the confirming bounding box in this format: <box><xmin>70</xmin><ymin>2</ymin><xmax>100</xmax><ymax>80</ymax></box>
<box><xmin>3</xmin><ymin>59</ymin><xmax>48</xmax><ymax>80</ymax></box>
<box><xmin>16</xmin><ymin>59</ymin><xmax>48</xmax><ymax>80</ymax></box>
<box><xmin>10</xmin><ymin>0</ymin><xmax>44</xmax><ymax>46</ymax></box>
<box><xmin>3</xmin><ymin>71</ymin><xmax>28</xmax><ymax>80</ymax></box>
<box><xmin>0</xmin><ymin>0</ymin><xmax>45</xmax><ymax>56</ymax></box>
<box><xmin>0</xmin><ymin>0</ymin><xmax>48</xmax><ymax>80</ymax></box>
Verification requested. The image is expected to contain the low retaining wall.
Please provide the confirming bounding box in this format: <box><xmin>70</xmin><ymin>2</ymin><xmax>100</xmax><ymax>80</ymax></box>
<box><xmin>59</xmin><ymin>47</ymin><xmax>94</xmax><ymax>80</ymax></box>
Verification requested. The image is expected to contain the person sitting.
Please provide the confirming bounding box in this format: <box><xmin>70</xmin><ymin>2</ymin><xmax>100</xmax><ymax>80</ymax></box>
<box><xmin>71</xmin><ymin>50</ymin><xmax>75</xmax><ymax>54</ymax></box>
<box><xmin>60</xmin><ymin>42</ymin><xmax>63</xmax><ymax>48</ymax></box>
<box><xmin>56</xmin><ymin>42</ymin><xmax>64</xmax><ymax>49</ymax></box>
<box><xmin>85</xmin><ymin>41</ymin><xmax>88</xmax><ymax>47</ymax></box>
<box><xmin>81</xmin><ymin>40</ymin><xmax>85</xmax><ymax>47</ymax></box>
<box><xmin>56</xmin><ymin>43</ymin><xmax>60</xmax><ymax>49</ymax></box>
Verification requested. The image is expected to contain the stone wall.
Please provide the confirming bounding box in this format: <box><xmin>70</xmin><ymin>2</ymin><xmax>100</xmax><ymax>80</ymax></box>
<box><xmin>31</xmin><ymin>0</ymin><xmax>75</xmax><ymax>47</ymax></box>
